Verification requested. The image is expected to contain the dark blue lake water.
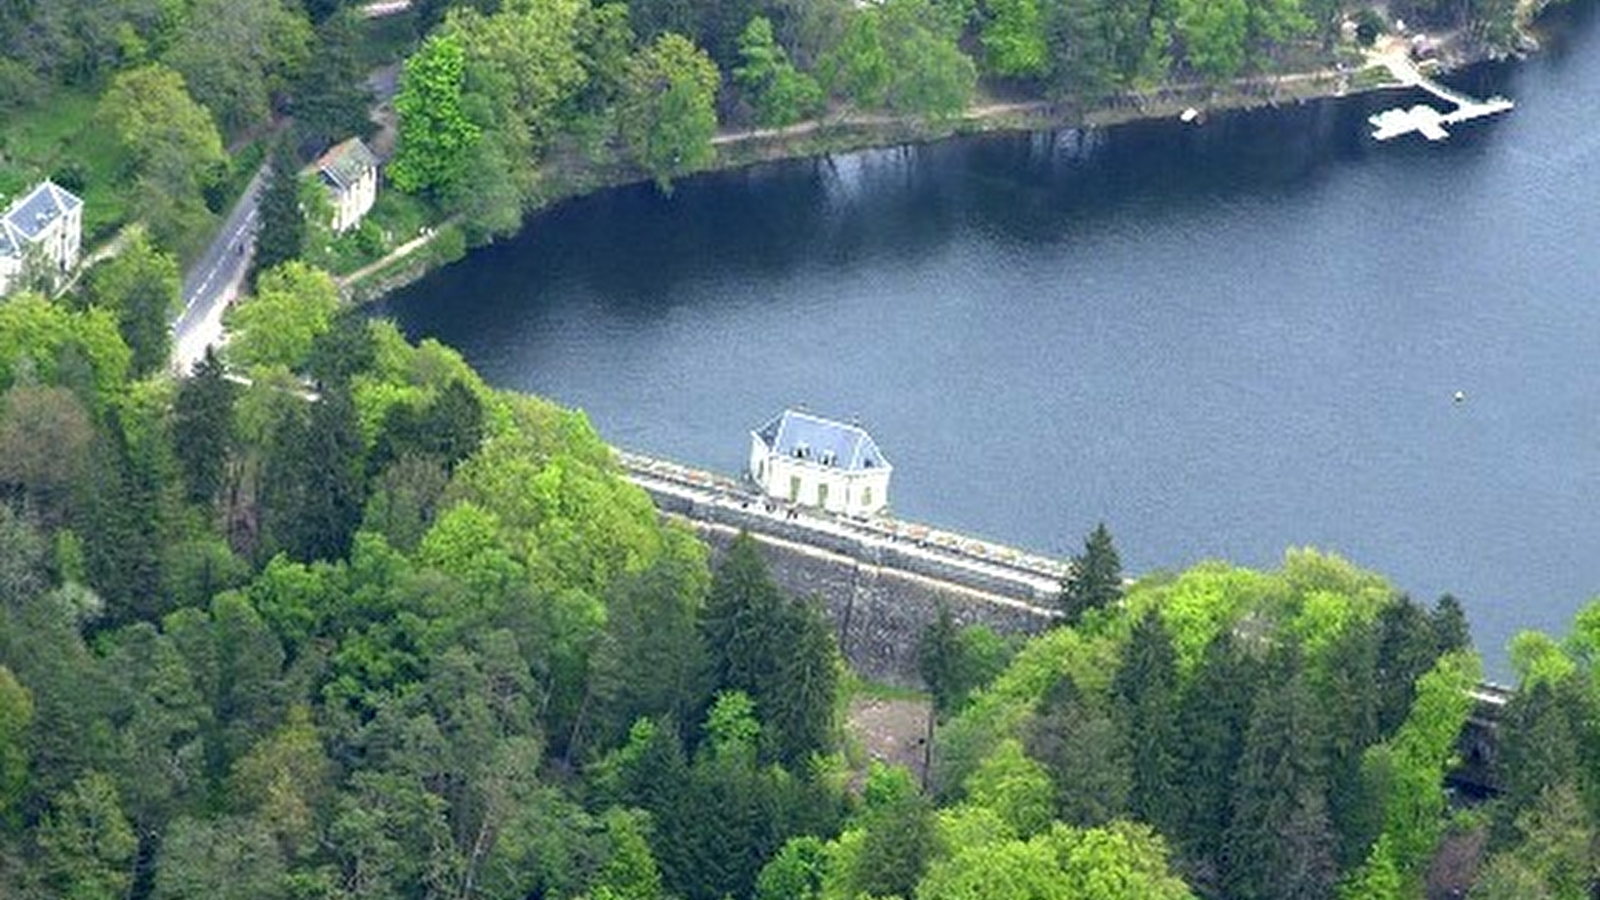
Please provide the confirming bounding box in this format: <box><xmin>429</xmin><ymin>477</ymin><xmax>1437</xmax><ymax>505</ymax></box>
<box><xmin>379</xmin><ymin>3</ymin><xmax>1600</xmax><ymax>677</ymax></box>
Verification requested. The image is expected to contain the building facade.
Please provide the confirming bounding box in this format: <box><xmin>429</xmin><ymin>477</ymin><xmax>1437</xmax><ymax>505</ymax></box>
<box><xmin>749</xmin><ymin>409</ymin><xmax>892</xmax><ymax>516</ymax></box>
<box><xmin>0</xmin><ymin>180</ymin><xmax>83</xmax><ymax>296</ymax></box>
<box><xmin>312</xmin><ymin>137</ymin><xmax>379</xmax><ymax>233</ymax></box>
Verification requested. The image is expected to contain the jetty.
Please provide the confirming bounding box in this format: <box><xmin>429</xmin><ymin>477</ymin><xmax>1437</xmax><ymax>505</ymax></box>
<box><xmin>1369</xmin><ymin>49</ymin><xmax>1514</xmax><ymax>142</ymax></box>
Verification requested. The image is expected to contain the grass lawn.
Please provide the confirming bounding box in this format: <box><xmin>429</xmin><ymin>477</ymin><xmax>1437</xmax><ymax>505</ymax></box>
<box><xmin>0</xmin><ymin>88</ymin><xmax>130</xmax><ymax>244</ymax></box>
<box><xmin>308</xmin><ymin>187</ymin><xmax>433</xmax><ymax>276</ymax></box>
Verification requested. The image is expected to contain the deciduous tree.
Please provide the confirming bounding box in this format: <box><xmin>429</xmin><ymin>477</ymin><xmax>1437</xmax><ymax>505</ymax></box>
<box><xmin>391</xmin><ymin>32</ymin><xmax>480</xmax><ymax>195</ymax></box>
<box><xmin>620</xmin><ymin>33</ymin><xmax>721</xmax><ymax>191</ymax></box>
<box><xmin>98</xmin><ymin>65</ymin><xmax>228</xmax><ymax>253</ymax></box>
<box><xmin>84</xmin><ymin>226</ymin><xmax>180</xmax><ymax>377</ymax></box>
<box><xmin>734</xmin><ymin>16</ymin><xmax>823</xmax><ymax>127</ymax></box>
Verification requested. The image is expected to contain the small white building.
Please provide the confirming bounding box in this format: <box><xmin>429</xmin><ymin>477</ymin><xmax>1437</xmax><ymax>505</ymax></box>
<box><xmin>749</xmin><ymin>409</ymin><xmax>892</xmax><ymax>516</ymax></box>
<box><xmin>311</xmin><ymin>137</ymin><xmax>379</xmax><ymax>233</ymax></box>
<box><xmin>0</xmin><ymin>180</ymin><xmax>83</xmax><ymax>296</ymax></box>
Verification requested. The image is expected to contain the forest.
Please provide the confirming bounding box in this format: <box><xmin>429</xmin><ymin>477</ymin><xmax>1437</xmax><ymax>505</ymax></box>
<box><xmin>1</xmin><ymin>0</ymin><xmax>1528</xmax><ymax>272</ymax></box>
<box><xmin>3</xmin><ymin>1</ymin><xmax>1599</xmax><ymax>899</ymax></box>
<box><xmin>5</xmin><ymin>248</ymin><xmax>1600</xmax><ymax>899</ymax></box>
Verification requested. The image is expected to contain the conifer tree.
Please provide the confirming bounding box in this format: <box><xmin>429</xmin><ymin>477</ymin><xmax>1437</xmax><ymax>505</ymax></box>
<box><xmin>1225</xmin><ymin>670</ymin><xmax>1336</xmax><ymax>900</ymax></box>
<box><xmin>1060</xmin><ymin>522</ymin><xmax>1122</xmax><ymax>623</ymax></box>
<box><xmin>1169</xmin><ymin>631</ymin><xmax>1258</xmax><ymax>878</ymax></box>
<box><xmin>1025</xmin><ymin>674</ymin><xmax>1130</xmax><ymax>827</ymax></box>
<box><xmin>765</xmin><ymin>596</ymin><xmax>840</xmax><ymax>766</ymax></box>
<box><xmin>1496</xmin><ymin>680</ymin><xmax>1584</xmax><ymax>840</ymax></box>
<box><xmin>78</xmin><ymin>409</ymin><xmax>163</xmax><ymax>622</ymax></box>
<box><xmin>252</xmin><ymin>142</ymin><xmax>306</xmax><ymax>285</ymax></box>
<box><xmin>261</xmin><ymin>387</ymin><xmax>365</xmax><ymax>563</ymax></box>
<box><xmin>1431</xmin><ymin>594</ymin><xmax>1471</xmax><ymax>656</ymax></box>
<box><xmin>1115</xmin><ymin>611</ymin><xmax>1181</xmax><ymax>836</ymax></box>
<box><xmin>918</xmin><ymin>604</ymin><xmax>963</xmax><ymax>716</ymax></box>
<box><xmin>173</xmin><ymin>346</ymin><xmax>236</xmax><ymax>507</ymax></box>
<box><xmin>1374</xmin><ymin>598</ymin><xmax>1440</xmax><ymax>737</ymax></box>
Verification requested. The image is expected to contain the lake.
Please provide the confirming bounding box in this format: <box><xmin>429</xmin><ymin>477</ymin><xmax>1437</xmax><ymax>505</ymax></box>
<box><xmin>378</xmin><ymin>2</ymin><xmax>1600</xmax><ymax>678</ymax></box>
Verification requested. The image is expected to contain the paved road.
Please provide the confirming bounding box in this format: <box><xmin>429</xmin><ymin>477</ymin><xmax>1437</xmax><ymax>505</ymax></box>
<box><xmin>172</xmin><ymin>164</ymin><xmax>268</xmax><ymax>375</ymax></box>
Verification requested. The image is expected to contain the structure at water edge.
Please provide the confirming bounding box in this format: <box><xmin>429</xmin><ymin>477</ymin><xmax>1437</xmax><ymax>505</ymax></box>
<box><xmin>1369</xmin><ymin>49</ymin><xmax>1514</xmax><ymax>141</ymax></box>
<box><xmin>621</xmin><ymin>448</ymin><xmax>1060</xmax><ymax>684</ymax></box>
<box><xmin>749</xmin><ymin>408</ymin><xmax>892</xmax><ymax>516</ymax></box>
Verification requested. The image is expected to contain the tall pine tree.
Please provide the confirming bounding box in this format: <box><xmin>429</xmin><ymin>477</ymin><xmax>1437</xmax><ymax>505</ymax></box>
<box><xmin>1225</xmin><ymin>669</ymin><xmax>1336</xmax><ymax>900</ymax></box>
<box><xmin>1169</xmin><ymin>631</ymin><xmax>1259</xmax><ymax>885</ymax></box>
<box><xmin>1115</xmin><ymin>611</ymin><xmax>1181</xmax><ymax>836</ymax></box>
<box><xmin>173</xmin><ymin>346</ymin><xmax>237</xmax><ymax>508</ymax></box>
<box><xmin>1060</xmin><ymin>522</ymin><xmax>1123</xmax><ymax>623</ymax></box>
<box><xmin>252</xmin><ymin>142</ymin><xmax>307</xmax><ymax>285</ymax></box>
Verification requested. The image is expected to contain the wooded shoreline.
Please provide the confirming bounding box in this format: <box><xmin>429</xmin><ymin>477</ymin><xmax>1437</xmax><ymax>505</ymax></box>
<box><xmin>342</xmin><ymin>41</ymin><xmax>1505</xmax><ymax>303</ymax></box>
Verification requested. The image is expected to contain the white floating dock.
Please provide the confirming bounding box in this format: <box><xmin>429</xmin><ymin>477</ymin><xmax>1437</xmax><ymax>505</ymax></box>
<box><xmin>1368</xmin><ymin>54</ymin><xmax>1514</xmax><ymax>142</ymax></box>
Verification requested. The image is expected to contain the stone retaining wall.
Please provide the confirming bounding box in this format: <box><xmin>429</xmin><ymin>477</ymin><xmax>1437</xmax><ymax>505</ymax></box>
<box><xmin>644</xmin><ymin>487</ymin><xmax>1059</xmax><ymax>685</ymax></box>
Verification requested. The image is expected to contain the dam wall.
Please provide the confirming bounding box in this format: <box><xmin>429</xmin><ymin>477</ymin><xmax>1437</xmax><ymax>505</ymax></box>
<box><xmin>619</xmin><ymin>450</ymin><xmax>1065</xmax><ymax>684</ymax></box>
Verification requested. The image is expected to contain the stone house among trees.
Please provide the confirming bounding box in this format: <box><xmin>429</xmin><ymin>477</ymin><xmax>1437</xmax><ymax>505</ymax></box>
<box><xmin>749</xmin><ymin>408</ymin><xmax>892</xmax><ymax>515</ymax></box>
<box><xmin>309</xmin><ymin>137</ymin><xmax>379</xmax><ymax>233</ymax></box>
<box><xmin>0</xmin><ymin>180</ymin><xmax>83</xmax><ymax>296</ymax></box>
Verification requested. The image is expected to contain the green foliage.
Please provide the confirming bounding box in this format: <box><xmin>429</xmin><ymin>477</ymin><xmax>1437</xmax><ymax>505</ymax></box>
<box><xmin>253</xmin><ymin>144</ymin><xmax>308</xmax><ymax>282</ymax></box>
<box><xmin>964</xmin><ymin>738</ymin><xmax>1054</xmax><ymax>837</ymax></box>
<box><xmin>0</xmin><ymin>665</ymin><xmax>31</xmax><ymax>824</ymax></box>
<box><xmin>173</xmin><ymin>347</ymin><xmax>237</xmax><ymax>507</ymax></box>
<box><xmin>757</xmin><ymin>836</ymin><xmax>828</xmax><ymax>900</ymax></box>
<box><xmin>620</xmin><ymin>33</ymin><xmax>721</xmax><ymax>192</ymax></box>
<box><xmin>391</xmin><ymin>32</ymin><xmax>480</xmax><ymax>195</ymax></box>
<box><xmin>734</xmin><ymin>17</ymin><xmax>824</xmax><ymax>128</ymax></box>
<box><xmin>982</xmin><ymin>0</ymin><xmax>1051</xmax><ymax>77</ymax></box>
<box><xmin>97</xmin><ymin>64</ymin><xmax>227</xmax><ymax>254</ymax></box>
<box><xmin>821</xmin><ymin>0</ymin><xmax>976</xmax><ymax>119</ymax></box>
<box><xmin>32</xmin><ymin>772</ymin><xmax>137</xmax><ymax>900</ymax></box>
<box><xmin>1348</xmin><ymin>651</ymin><xmax>1481</xmax><ymax>894</ymax></box>
<box><xmin>918</xmin><ymin>820</ymin><xmax>1196</xmax><ymax>900</ymax></box>
<box><xmin>83</xmin><ymin>226</ymin><xmax>180</xmax><ymax>378</ymax></box>
<box><xmin>227</xmin><ymin>262</ymin><xmax>341</xmax><ymax>373</ymax></box>
<box><xmin>151</xmin><ymin>814</ymin><xmax>288</xmax><ymax>900</ymax></box>
<box><xmin>0</xmin><ymin>293</ymin><xmax>130</xmax><ymax>405</ymax></box>
<box><xmin>1061</xmin><ymin>522</ymin><xmax>1123</xmax><ymax>624</ymax></box>
<box><xmin>166</xmin><ymin>0</ymin><xmax>312</xmax><ymax>139</ymax></box>
<box><xmin>834</xmin><ymin>764</ymin><xmax>939</xmax><ymax>899</ymax></box>
<box><xmin>1176</xmin><ymin>0</ymin><xmax>1250</xmax><ymax>80</ymax></box>
<box><xmin>1511</xmin><ymin>630</ymin><xmax>1578</xmax><ymax>691</ymax></box>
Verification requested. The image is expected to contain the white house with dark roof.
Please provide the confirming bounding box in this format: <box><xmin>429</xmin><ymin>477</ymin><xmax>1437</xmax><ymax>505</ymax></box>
<box><xmin>310</xmin><ymin>137</ymin><xmax>379</xmax><ymax>233</ymax></box>
<box><xmin>0</xmin><ymin>180</ymin><xmax>83</xmax><ymax>296</ymax></box>
<box><xmin>749</xmin><ymin>409</ymin><xmax>892</xmax><ymax>515</ymax></box>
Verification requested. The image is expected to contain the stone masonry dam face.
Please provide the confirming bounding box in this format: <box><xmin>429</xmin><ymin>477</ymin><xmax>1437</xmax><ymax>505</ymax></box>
<box><xmin>618</xmin><ymin>451</ymin><xmax>1064</xmax><ymax>685</ymax></box>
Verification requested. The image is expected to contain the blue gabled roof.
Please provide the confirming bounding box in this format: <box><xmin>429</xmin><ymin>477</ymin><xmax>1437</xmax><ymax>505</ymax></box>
<box><xmin>2</xmin><ymin>181</ymin><xmax>81</xmax><ymax>246</ymax></box>
<box><xmin>754</xmin><ymin>409</ymin><xmax>891</xmax><ymax>472</ymax></box>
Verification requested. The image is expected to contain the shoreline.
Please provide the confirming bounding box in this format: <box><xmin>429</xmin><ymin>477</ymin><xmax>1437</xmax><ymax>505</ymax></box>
<box><xmin>341</xmin><ymin>38</ymin><xmax>1520</xmax><ymax>304</ymax></box>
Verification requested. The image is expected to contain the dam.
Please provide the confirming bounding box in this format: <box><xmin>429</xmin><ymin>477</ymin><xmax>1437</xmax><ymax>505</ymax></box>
<box><xmin>616</xmin><ymin>446</ymin><xmax>1510</xmax><ymax>794</ymax></box>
